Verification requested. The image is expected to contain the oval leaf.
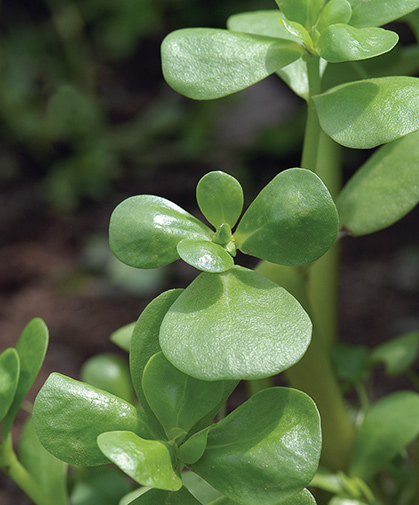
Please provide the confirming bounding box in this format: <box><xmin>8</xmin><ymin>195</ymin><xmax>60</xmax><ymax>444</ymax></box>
<box><xmin>128</xmin><ymin>487</ymin><xmax>203</xmax><ymax>505</ymax></box>
<box><xmin>97</xmin><ymin>431</ymin><xmax>181</xmax><ymax>491</ymax></box>
<box><xmin>227</xmin><ymin>10</ymin><xmax>300</xmax><ymax>40</ymax></box>
<box><xmin>160</xmin><ymin>266</ymin><xmax>312</xmax><ymax>380</ymax></box>
<box><xmin>196</xmin><ymin>171</ymin><xmax>244</xmax><ymax>229</ymax></box>
<box><xmin>178</xmin><ymin>428</ymin><xmax>211</xmax><ymax>465</ymax></box>
<box><xmin>337</xmin><ymin>130</ymin><xmax>419</xmax><ymax>235</ymax></box>
<box><xmin>33</xmin><ymin>373</ymin><xmax>154</xmax><ymax>466</ymax></box>
<box><xmin>348</xmin><ymin>0</ymin><xmax>419</xmax><ymax>28</ymax></box>
<box><xmin>191</xmin><ymin>388</ymin><xmax>321</xmax><ymax>505</ymax></box>
<box><xmin>143</xmin><ymin>352</ymin><xmax>224</xmax><ymax>435</ymax></box>
<box><xmin>177</xmin><ymin>239</ymin><xmax>234</xmax><ymax>273</ymax></box>
<box><xmin>317</xmin><ymin>25</ymin><xmax>398</xmax><ymax>63</ymax></box>
<box><xmin>109</xmin><ymin>195</ymin><xmax>211</xmax><ymax>269</ymax></box>
<box><xmin>0</xmin><ymin>348</ymin><xmax>19</xmax><ymax>421</ymax></box>
<box><xmin>370</xmin><ymin>331</ymin><xmax>419</xmax><ymax>376</ymax></box>
<box><xmin>235</xmin><ymin>168</ymin><xmax>338</xmax><ymax>266</ymax></box>
<box><xmin>2</xmin><ymin>318</ymin><xmax>49</xmax><ymax>439</ymax></box>
<box><xmin>349</xmin><ymin>391</ymin><xmax>419</xmax><ymax>481</ymax></box>
<box><xmin>19</xmin><ymin>417</ymin><xmax>68</xmax><ymax>505</ymax></box>
<box><xmin>161</xmin><ymin>28</ymin><xmax>303</xmax><ymax>100</ymax></box>
<box><xmin>313</xmin><ymin>76</ymin><xmax>419</xmax><ymax>149</ymax></box>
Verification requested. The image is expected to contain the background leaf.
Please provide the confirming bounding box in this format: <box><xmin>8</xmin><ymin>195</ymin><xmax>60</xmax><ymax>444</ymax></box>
<box><xmin>235</xmin><ymin>168</ymin><xmax>338</xmax><ymax>266</ymax></box>
<box><xmin>109</xmin><ymin>195</ymin><xmax>212</xmax><ymax>269</ymax></box>
<box><xmin>177</xmin><ymin>239</ymin><xmax>234</xmax><ymax>273</ymax></box>
<box><xmin>337</xmin><ymin>130</ymin><xmax>419</xmax><ymax>235</ymax></box>
<box><xmin>161</xmin><ymin>28</ymin><xmax>303</xmax><ymax>100</ymax></box>
<box><xmin>33</xmin><ymin>373</ymin><xmax>154</xmax><ymax>466</ymax></box>
<box><xmin>370</xmin><ymin>331</ymin><xmax>419</xmax><ymax>376</ymax></box>
<box><xmin>110</xmin><ymin>322</ymin><xmax>136</xmax><ymax>352</ymax></box>
<box><xmin>349</xmin><ymin>391</ymin><xmax>419</xmax><ymax>480</ymax></box>
<box><xmin>97</xmin><ymin>431</ymin><xmax>182</xmax><ymax>491</ymax></box>
<box><xmin>2</xmin><ymin>318</ymin><xmax>49</xmax><ymax>439</ymax></box>
<box><xmin>160</xmin><ymin>266</ymin><xmax>312</xmax><ymax>380</ymax></box>
<box><xmin>127</xmin><ymin>486</ymin><xmax>202</xmax><ymax>505</ymax></box>
<box><xmin>348</xmin><ymin>0</ymin><xmax>419</xmax><ymax>28</ymax></box>
<box><xmin>191</xmin><ymin>388</ymin><xmax>321</xmax><ymax>505</ymax></box>
<box><xmin>316</xmin><ymin>25</ymin><xmax>398</xmax><ymax>63</ymax></box>
<box><xmin>19</xmin><ymin>417</ymin><xmax>68</xmax><ymax>505</ymax></box>
<box><xmin>314</xmin><ymin>76</ymin><xmax>419</xmax><ymax>148</ymax></box>
<box><xmin>0</xmin><ymin>348</ymin><xmax>19</xmax><ymax>421</ymax></box>
<box><xmin>182</xmin><ymin>471</ymin><xmax>223</xmax><ymax>504</ymax></box>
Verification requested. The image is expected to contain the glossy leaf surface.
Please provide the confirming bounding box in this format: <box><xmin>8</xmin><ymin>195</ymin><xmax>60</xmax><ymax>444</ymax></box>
<box><xmin>208</xmin><ymin>489</ymin><xmax>317</xmax><ymax>505</ymax></box>
<box><xmin>348</xmin><ymin>0</ymin><xmax>419</xmax><ymax>28</ymax></box>
<box><xmin>191</xmin><ymin>388</ymin><xmax>321</xmax><ymax>505</ymax></box>
<box><xmin>313</xmin><ymin>76</ymin><xmax>419</xmax><ymax>149</ymax></box>
<box><xmin>161</xmin><ymin>28</ymin><xmax>303</xmax><ymax>100</ymax></box>
<box><xmin>227</xmin><ymin>10</ymin><xmax>300</xmax><ymax>40</ymax></box>
<box><xmin>337</xmin><ymin>130</ymin><xmax>419</xmax><ymax>235</ymax></box>
<box><xmin>275</xmin><ymin>0</ymin><xmax>325</xmax><ymax>29</ymax></box>
<box><xmin>143</xmin><ymin>352</ymin><xmax>223</xmax><ymax>435</ymax></box>
<box><xmin>33</xmin><ymin>373</ymin><xmax>154</xmax><ymax>466</ymax></box>
<box><xmin>196</xmin><ymin>171</ymin><xmax>243</xmax><ymax>229</ymax></box>
<box><xmin>349</xmin><ymin>391</ymin><xmax>419</xmax><ymax>480</ymax></box>
<box><xmin>2</xmin><ymin>318</ymin><xmax>49</xmax><ymax>439</ymax></box>
<box><xmin>177</xmin><ymin>239</ymin><xmax>234</xmax><ymax>273</ymax></box>
<box><xmin>235</xmin><ymin>168</ymin><xmax>338</xmax><ymax>266</ymax></box>
<box><xmin>97</xmin><ymin>431</ymin><xmax>181</xmax><ymax>490</ymax></box>
<box><xmin>0</xmin><ymin>348</ymin><xmax>19</xmax><ymax>421</ymax></box>
<box><xmin>19</xmin><ymin>417</ymin><xmax>68</xmax><ymax>505</ymax></box>
<box><xmin>370</xmin><ymin>331</ymin><xmax>419</xmax><ymax>376</ymax></box>
<box><xmin>316</xmin><ymin>0</ymin><xmax>352</xmax><ymax>31</ymax></box>
<box><xmin>128</xmin><ymin>487</ymin><xmax>202</xmax><ymax>505</ymax></box>
<box><xmin>109</xmin><ymin>195</ymin><xmax>211</xmax><ymax>269</ymax></box>
<box><xmin>110</xmin><ymin>322</ymin><xmax>135</xmax><ymax>352</ymax></box>
<box><xmin>160</xmin><ymin>266</ymin><xmax>311</xmax><ymax>380</ymax></box>
<box><xmin>317</xmin><ymin>25</ymin><xmax>398</xmax><ymax>63</ymax></box>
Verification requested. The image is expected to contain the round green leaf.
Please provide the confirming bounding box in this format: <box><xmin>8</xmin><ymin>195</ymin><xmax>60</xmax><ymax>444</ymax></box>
<box><xmin>316</xmin><ymin>0</ymin><xmax>352</xmax><ymax>31</ymax></box>
<box><xmin>2</xmin><ymin>318</ymin><xmax>49</xmax><ymax>439</ymax></box>
<box><xmin>370</xmin><ymin>331</ymin><xmax>419</xmax><ymax>376</ymax></box>
<box><xmin>143</xmin><ymin>352</ymin><xmax>224</xmax><ymax>436</ymax></box>
<box><xmin>348</xmin><ymin>0</ymin><xmax>419</xmax><ymax>28</ymax></box>
<box><xmin>191</xmin><ymin>388</ymin><xmax>321</xmax><ymax>505</ymax></box>
<box><xmin>177</xmin><ymin>239</ymin><xmax>234</xmax><ymax>273</ymax></box>
<box><xmin>196</xmin><ymin>171</ymin><xmax>244</xmax><ymax>229</ymax></box>
<box><xmin>0</xmin><ymin>348</ymin><xmax>19</xmax><ymax>421</ymax></box>
<box><xmin>337</xmin><ymin>130</ymin><xmax>419</xmax><ymax>235</ymax></box>
<box><xmin>97</xmin><ymin>431</ymin><xmax>181</xmax><ymax>491</ymax></box>
<box><xmin>160</xmin><ymin>266</ymin><xmax>312</xmax><ymax>380</ymax></box>
<box><xmin>33</xmin><ymin>373</ymin><xmax>154</xmax><ymax>466</ymax></box>
<box><xmin>235</xmin><ymin>168</ymin><xmax>338</xmax><ymax>266</ymax></box>
<box><xmin>127</xmin><ymin>487</ymin><xmax>203</xmax><ymax>505</ymax></box>
<box><xmin>317</xmin><ymin>25</ymin><xmax>398</xmax><ymax>63</ymax></box>
<box><xmin>313</xmin><ymin>76</ymin><xmax>419</xmax><ymax>149</ymax></box>
<box><xmin>349</xmin><ymin>391</ymin><xmax>419</xmax><ymax>481</ymax></box>
<box><xmin>161</xmin><ymin>28</ymin><xmax>304</xmax><ymax>100</ymax></box>
<box><xmin>109</xmin><ymin>195</ymin><xmax>212</xmax><ymax>269</ymax></box>
<box><xmin>227</xmin><ymin>10</ymin><xmax>300</xmax><ymax>41</ymax></box>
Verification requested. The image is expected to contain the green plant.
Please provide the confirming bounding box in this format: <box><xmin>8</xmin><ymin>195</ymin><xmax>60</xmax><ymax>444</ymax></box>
<box><xmin>2</xmin><ymin>1</ymin><xmax>419</xmax><ymax>504</ymax></box>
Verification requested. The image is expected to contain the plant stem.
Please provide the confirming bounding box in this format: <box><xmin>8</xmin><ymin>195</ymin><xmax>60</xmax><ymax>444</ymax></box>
<box><xmin>0</xmin><ymin>435</ymin><xmax>58</xmax><ymax>505</ymax></box>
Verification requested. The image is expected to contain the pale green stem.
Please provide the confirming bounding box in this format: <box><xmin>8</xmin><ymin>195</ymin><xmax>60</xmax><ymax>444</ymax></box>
<box><xmin>0</xmin><ymin>435</ymin><xmax>59</xmax><ymax>505</ymax></box>
<box><xmin>246</xmin><ymin>377</ymin><xmax>274</xmax><ymax>397</ymax></box>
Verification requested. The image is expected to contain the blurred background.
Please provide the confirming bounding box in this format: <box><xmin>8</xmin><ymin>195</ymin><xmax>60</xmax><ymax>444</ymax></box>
<box><xmin>0</xmin><ymin>0</ymin><xmax>418</xmax><ymax>502</ymax></box>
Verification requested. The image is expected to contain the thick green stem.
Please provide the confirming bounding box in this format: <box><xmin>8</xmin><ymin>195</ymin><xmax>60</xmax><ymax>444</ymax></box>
<box><xmin>0</xmin><ymin>435</ymin><xmax>58</xmax><ymax>505</ymax></box>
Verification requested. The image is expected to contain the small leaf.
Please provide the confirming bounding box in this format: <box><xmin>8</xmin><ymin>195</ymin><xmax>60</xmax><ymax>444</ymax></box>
<box><xmin>313</xmin><ymin>76</ymin><xmax>419</xmax><ymax>149</ymax></box>
<box><xmin>161</xmin><ymin>28</ymin><xmax>303</xmax><ymax>100</ymax></box>
<box><xmin>177</xmin><ymin>239</ymin><xmax>234</xmax><ymax>273</ymax></box>
<box><xmin>2</xmin><ymin>318</ymin><xmax>49</xmax><ymax>439</ymax></box>
<box><xmin>109</xmin><ymin>195</ymin><xmax>212</xmax><ymax>269</ymax></box>
<box><xmin>142</xmin><ymin>352</ymin><xmax>223</xmax><ymax>436</ymax></box>
<box><xmin>235</xmin><ymin>168</ymin><xmax>338</xmax><ymax>266</ymax></box>
<box><xmin>97</xmin><ymin>431</ymin><xmax>181</xmax><ymax>491</ymax></box>
<box><xmin>191</xmin><ymin>388</ymin><xmax>321</xmax><ymax>505</ymax></box>
<box><xmin>330</xmin><ymin>343</ymin><xmax>369</xmax><ymax>384</ymax></box>
<box><xmin>80</xmin><ymin>353</ymin><xmax>134</xmax><ymax>403</ymax></box>
<box><xmin>317</xmin><ymin>25</ymin><xmax>398</xmax><ymax>63</ymax></box>
<box><xmin>316</xmin><ymin>0</ymin><xmax>352</xmax><ymax>31</ymax></box>
<box><xmin>196</xmin><ymin>171</ymin><xmax>243</xmax><ymax>229</ymax></box>
<box><xmin>349</xmin><ymin>391</ymin><xmax>419</xmax><ymax>480</ymax></box>
<box><xmin>337</xmin><ymin>130</ymin><xmax>419</xmax><ymax>235</ymax></box>
<box><xmin>19</xmin><ymin>417</ymin><xmax>68</xmax><ymax>505</ymax></box>
<box><xmin>110</xmin><ymin>322</ymin><xmax>135</xmax><ymax>352</ymax></box>
<box><xmin>275</xmin><ymin>0</ymin><xmax>325</xmax><ymax>29</ymax></box>
<box><xmin>127</xmin><ymin>486</ymin><xmax>202</xmax><ymax>505</ymax></box>
<box><xmin>370</xmin><ymin>331</ymin><xmax>419</xmax><ymax>376</ymax></box>
<box><xmin>33</xmin><ymin>373</ymin><xmax>154</xmax><ymax>466</ymax></box>
<box><xmin>279</xmin><ymin>17</ymin><xmax>313</xmax><ymax>48</ymax></box>
<box><xmin>178</xmin><ymin>428</ymin><xmax>211</xmax><ymax>465</ymax></box>
<box><xmin>227</xmin><ymin>10</ymin><xmax>300</xmax><ymax>41</ymax></box>
<box><xmin>160</xmin><ymin>266</ymin><xmax>312</xmax><ymax>380</ymax></box>
<box><xmin>348</xmin><ymin>0</ymin><xmax>419</xmax><ymax>28</ymax></box>
<box><xmin>0</xmin><ymin>348</ymin><xmax>19</xmax><ymax>421</ymax></box>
